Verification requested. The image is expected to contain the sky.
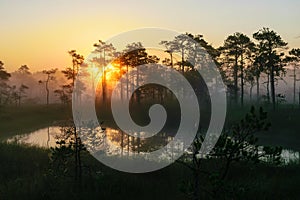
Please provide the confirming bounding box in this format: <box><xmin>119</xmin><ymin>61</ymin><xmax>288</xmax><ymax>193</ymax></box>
<box><xmin>1</xmin><ymin>0</ymin><xmax>300</xmax><ymax>72</ymax></box>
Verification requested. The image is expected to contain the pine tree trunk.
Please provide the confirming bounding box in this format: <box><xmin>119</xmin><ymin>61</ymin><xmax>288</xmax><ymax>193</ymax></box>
<box><xmin>233</xmin><ymin>56</ymin><xmax>238</xmax><ymax>105</ymax></box>
<box><xmin>240</xmin><ymin>55</ymin><xmax>244</xmax><ymax>107</ymax></box>
<box><xmin>46</xmin><ymin>78</ymin><xmax>49</xmax><ymax>105</ymax></box>
<box><xmin>270</xmin><ymin>66</ymin><xmax>276</xmax><ymax>110</ymax></box>
<box><xmin>181</xmin><ymin>49</ymin><xmax>185</xmax><ymax>74</ymax></box>
<box><xmin>126</xmin><ymin>65</ymin><xmax>129</xmax><ymax>100</ymax></box>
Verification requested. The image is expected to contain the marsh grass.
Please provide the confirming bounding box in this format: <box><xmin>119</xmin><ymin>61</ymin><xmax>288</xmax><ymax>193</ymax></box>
<box><xmin>0</xmin><ymin>142</ymin><xmax>299</xmax><ymax>199</ymax></box>
<box><xmin>0</xmin><ymin>104</ymin><xmax>300</xmax><ymax>199</ymax></box>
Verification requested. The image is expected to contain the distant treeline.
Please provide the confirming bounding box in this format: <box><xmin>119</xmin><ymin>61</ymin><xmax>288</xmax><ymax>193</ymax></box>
<box><xmin>0</xmin><ymin>28</ymin><xmax>300</xmax><ymax>109</ymax></box>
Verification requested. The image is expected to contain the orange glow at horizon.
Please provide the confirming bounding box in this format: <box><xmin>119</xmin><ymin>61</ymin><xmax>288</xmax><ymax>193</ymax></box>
<box><xmin>87</xmin><ymin>62</ymin><xmax>122</xmax><ymax>91</ymax></box>
<box><xmin>105</xmin><ymin>63</ymin><xmax>121</xmax><ymax>82</ymax></box>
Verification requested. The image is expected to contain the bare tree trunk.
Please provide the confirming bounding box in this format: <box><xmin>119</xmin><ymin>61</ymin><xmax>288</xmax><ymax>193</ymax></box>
<box><xmin>126</xmin><ymin>65</ymin><xmax>129</xmax><ymax>100</ymax></box>
<box><xmin>120</xmin><ymin>65</ymin><xmax>123</xmax><ymax>100</ymax></box>
<box><xmin>46</xmin><ymin>78</ymin><xmax>49</xmax><ymax>105</ymax></box>
<box><xmin>270</xmin><ymin>66</ymin><xmax>276</xmax><ymax>110</ymax></box>
<box><xmin>102</xmin><ymin>69</ymin><xmax>106</xmax><ymax>102</ymax></box>
<box><xmin>136</xmin><ymin>67</ymin><xmax>140</xmax><ymax>103</ymax></box>
<box><xmin>250</xmin><ymin>84</ymin><xmax>253</xmax><ymax>102</ymax></box>
<box><xmin>47</xmin><ymin>126</ymin><xmax>50</xmax><ymax>148</ymax></box>
<box><xmin>240</xmin><ymin>55</ymin><xmax>244</xmax><ymax>107</ymax></box>
<box><xmin>181</xmin><ymin>48</ymin><xmax>185</xmax><ymax>74</ymax></box>
<box><xmin>121</xmin><ymin>131</ymin><xmax>124</xmax><ymax>156</ymax></box>
<box><xmin>102</xmin><ymin>50</ymin><xmax>106</xmax><ymax>102</ymax></box>
<box><xmin>233</xmin><ymin>56</ymin><xmax>238</xmax><ymax>105</ymax></box>
<box><xmin>72</xmin><ymin>61</ymin><xmax>75</xmax><ymax>87</ymax></box>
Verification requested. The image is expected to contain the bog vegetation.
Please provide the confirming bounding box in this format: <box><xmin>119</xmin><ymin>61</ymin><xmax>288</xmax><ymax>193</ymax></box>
<box><xmin>0</xmin><ymin>28</ymin><xmax>300</xmax><ymax>199</ymax></box>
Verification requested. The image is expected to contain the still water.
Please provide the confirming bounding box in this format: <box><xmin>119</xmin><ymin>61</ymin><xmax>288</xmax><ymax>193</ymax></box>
<box><xmin>6</xmin><ymin>126</ymin><xmax>300</xmax><ymax>164</ymax></box>
<box><xmin>6</xmin><ymin>126</ymin><xmax>61</xmax><ymax>148</ymax></box>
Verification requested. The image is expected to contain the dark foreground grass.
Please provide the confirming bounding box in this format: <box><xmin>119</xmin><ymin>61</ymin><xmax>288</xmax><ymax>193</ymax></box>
<box><xmin>0</xmin><ymin>142</ymin><xmax>299</xmax><ymax>200</ymax></box>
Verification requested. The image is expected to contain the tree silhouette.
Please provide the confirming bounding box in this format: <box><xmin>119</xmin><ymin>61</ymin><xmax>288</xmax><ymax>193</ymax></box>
<box><xmin>9</xmin><ymin>84</ymin><xmax>29</xmax><ymax>106</ymax></box>
<box><xmin>161</xmin><ymin>34</ymin><xmax>192</xmax><ymax>74</ymax></box>
<box><xmin>120</xmin><ymin>42</ymin><xmax>149</xmax><ymax>103</ymax></box>
<box><xmin>93</xmin><ymin>40</ymin><xmax>115</xmax><ymax>102</ymax></box>
<box><xmin>62</xmin><ymin>50</ymin><xmax>84</xmax><ymax>87</ymax></box>
<box><xmin>159</xmin><ymin>40</ymin><xmax>175</xmax><ymax>69</ymax></box>
<box><xmin>250</xmin><ymin>45</ymin><xmax>266</xmax><ymax>103</ymax></box>
<box><xmin>0</xmin><ymin>61</ymin><xmax>10</xmax><ymax>81</ymax></box>
<box><xmin>60</xmin><ymin>50</ymin><xmax>84</xmax><ymax>105</ymax></box>
<box><xmin>50</xmin><ymin>120</ymin><xmax>86</xmax><ymax>183</ymax></box>
<box><xmin>219</xmin><ymin>34</ymin><xmax>240</xmax><ymax>104</ymax></box>
<box><xmin>219</xmin><ymin>32</ymin><xmax>254</xmax><ymax>106</ymax></box>
<box><xmin>253</xmin><ymin>28</ymin><xmax>287</xmax><ymax>109</ymax></box>
<box><xmin>0</xmin><ymin>61</ymin><xmax>11</xmax><ymax>105</ymax></box>
<box><xmin>17</xmin><ymin>65</ymin><xmax>31</xmax><ymax>75</ymax></box>
<box><xmin>17</xmin><ymin>84</ymin><xmax>29</xmax><ymax>106</ymax></box>
<box><xmin>13</xmin><ymin>65</ymin><xmax>32</xmax><ymax>105</ymax></box>
<box><xmin>178</xmin><ymin>107</ymin><xmax>282</xmax><ymax>199</ymax></box>
<box><xmin>187</xmin><ymin>33</ymin><xmax>220</xmax><ymax>64</ymax></box>
<box><xmin>54</xmin><ymin>84</ymin><xmax>72</xmax><ymax>105</ymax></box>
<box><xmin>288</xmin><ymin>48</ymin><xmax>300</xmax><ymax>106</ymax></box>
<box><xmin>245</xmin><ymin>66</ymin><xmax>256</xmax><ymax>101</ymax></box>
<box><xmin>39</xmin><ymin>68</ymin><xmax>57</xmax><ymax>105</ymax></box>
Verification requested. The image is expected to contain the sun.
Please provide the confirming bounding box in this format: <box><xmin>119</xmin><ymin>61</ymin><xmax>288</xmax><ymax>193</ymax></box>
<box><xmin>105</xmin><ymin>63</ymin><xmax>121</xmax><ymax>81</ymax></box>
<box><xmin>86</xmin><ymin>62</ymin><xmax>121</xmax><ymax>88</ymax></box>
